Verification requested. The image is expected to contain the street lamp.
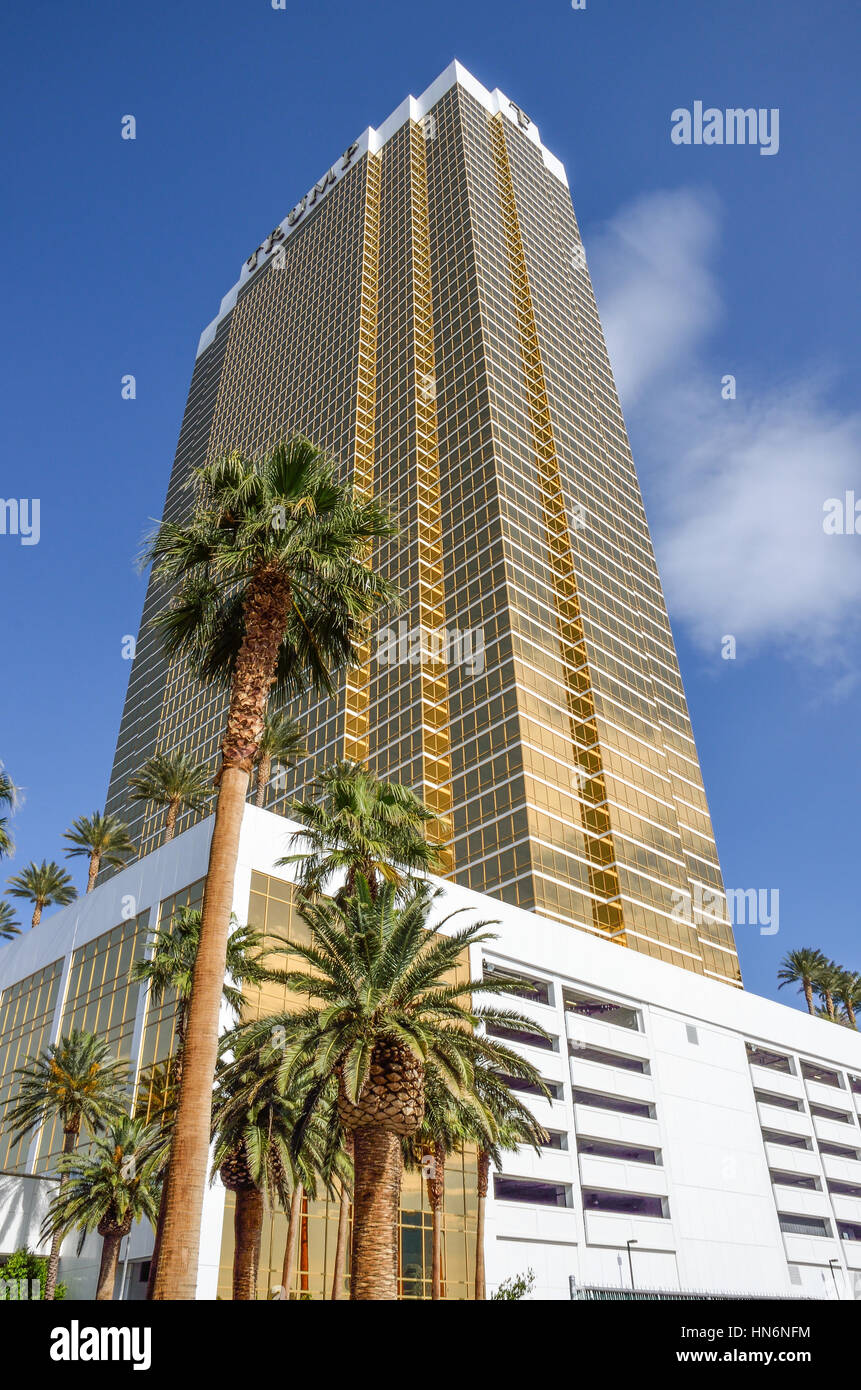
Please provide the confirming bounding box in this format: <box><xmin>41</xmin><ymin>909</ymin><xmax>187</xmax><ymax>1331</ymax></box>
<box><xmin>828</xmin><ymin>1258</ymin><xmax>842</xmax><ymax>1299</ymax></box>
<box><xmin>626</xmin><ymin>1239</ymin><xmax>638</xmax><ymax>1290</ymax></box>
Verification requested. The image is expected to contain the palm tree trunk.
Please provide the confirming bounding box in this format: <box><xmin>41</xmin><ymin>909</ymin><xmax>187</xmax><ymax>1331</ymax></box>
<box><xmin>427</xmin><ymin>1142</ymin><xmax>445</xmax><ymax>1300</ymax></box>
<box><xmin>846</xmin><ymin>1000</ymin><xmax>857</xmax><ymax>1028</ymax></box>
<box><xmin>350</xmin><ymin>1126</ymin><xmax>403</xmax><ymax>1301</ymax></box>
<box><xmin>31</xmin><ymin>902</ymin><xmax>42</xmax><ymax>929</ymax></box>
<box><xmin>86</xmin><ymin>852</ymin><xmax>101</xmax><ymax>893</ymax></box>
<box><xmin>280</xmin><ymin>1182</ymin><xmax>303</xmax><ymax>1298</ymax></box>
<box><xmin>44</xmin><ymin>1128</ymin><xmax>77</xmax><ymax>1299</ymax></box>
<box><xmin>232</xmin><ymin>1186</ymin><xmax>263</xmax><ymax>1300</ymax></box>
<box><xmin>165</xmin><ymin>800</ymin><xmax>179</xmax><ymax>841</ymax></box>
<box><xmin>152</xmin><ymin>570</ymin><xmax>290</xmax><ymax>1300</ymax></box>
<box><xmin>475</xmin><ymin>1149</ymin><xmax>490</xmax><ymax>1301</ymax></box>
<box><xmin>331</xmin><ymin>1180</ymin><xmax>351</xmax><ymax>1300</ymax></box>
<box><xmin>825</xmin><ymin>990</ymin><xmax>836</xmax><ymax>1020</ymax></box>
<box><xmin>146</xmin><ymin>1174</ymin><xmax>169</xmax><ymax>1299</ymax></box>
<box><xmin>255</xmin><ymin>753</ymin><xmax>271</xmax><ymax>808</ymax></box>
<box><xmin>96</xmin><ymin>1233</ymin><xmax>123</xmax><ymax>1301</ymax></box>
<box><xmin>151</xmin><ymin>763</ymin><xmax>250</xmax><ymax>1299</ymax></box>
<box><xmin>803</xmin><ymin>979</ymin><xmax>814</xmax><ymax>1014</ymax></box>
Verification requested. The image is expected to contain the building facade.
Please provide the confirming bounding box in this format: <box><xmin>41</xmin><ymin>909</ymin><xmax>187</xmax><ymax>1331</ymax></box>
<box><xmin>1</xmin><ymin>809</ymin><xmax>859</xmax><ymax>1300</ymax></box>
<box><xmin>103</xmin><ymin>62</ymin><xmax>739</xmax><ymax>985</ymax></box>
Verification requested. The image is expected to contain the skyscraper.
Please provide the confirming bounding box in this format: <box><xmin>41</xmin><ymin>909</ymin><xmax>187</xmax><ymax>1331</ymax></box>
<box><xmin>105</xmin><ymin>61</ymin><xmax>740</xmax><ymax>986</ymax></box>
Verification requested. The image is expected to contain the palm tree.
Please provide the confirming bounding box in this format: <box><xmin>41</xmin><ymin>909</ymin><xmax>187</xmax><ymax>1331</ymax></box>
<box><xmin>211</xmin><ymin>1061</ymin><xmax>348</xmax><ymax>1300</ymax></box>
<box><xmin>7</xmin><ymin>860</ymin><xmax>76</xmax><ymax>928</ymax></box>
<box><xmin>4</xmin><ymin>1030</ymin><xmax>129</xmax><ymax>1298</ymax></box>
<box><xmin>777</xmin><ymin>947</ymin><xmax>828</xmax><ymax>1015</ymax></box>
<box><xmin>836</xmin><ymin>970</ymin><xmax>861</xmax><ymax>1029</ymax></box>
<box><xmin>229</xmin><ymin>879</ymin><xmax>547</xmax><ymax>1300</ymax></box>
<box><xmin>817</xmin><ymin>962</ymin><xmax>845</xmax><ymax>1021</ymax></box>
<box><xmin>282</xmin><ymin>760</ymin><xmax>442</xmax><ymax>899</ymax></box>
<box><xmin>131</xmin><ymin>906</ymin><xmax>270</xmax><ymax>1298</ymax></box>
<box><xmin>128</xmin><ymin>750</ymin><xmax>212</xmax><ymax>842</ymax></box>
<box><xmin>63</xmin><ymin>812</ymin><xmax>136</xmax><ymax>892</ymax></box>
<box><xmin>141</xmin><ymin>436</ymin><xmax>396</xmax><ymax>1298</ymax></box>
<box><xmin>42</xmin><ymin>1117</ymin><xmax>161</xmax><ymax>1300</ymax></box>
<box><xmin>470</xmin><ymin>1066</ymin><xmax>549</xmax><ymax>1301</ymax></box>
<box><xmin>0</xmin><ymin>900</ymin><xmax>20</xmax><ymax>941</ymax></box>
<box><xmin>0</xmin><ymin>767</ymin><xmax>16</xmax><ymax>859</ymax></box>
<box><xmin>253</xmin><ymin>709</ymin><xmax>306</xmax><ymax>809</ymax></box>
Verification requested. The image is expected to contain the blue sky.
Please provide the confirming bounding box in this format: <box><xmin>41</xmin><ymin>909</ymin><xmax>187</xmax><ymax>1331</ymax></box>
<box><xmin>1</xmin><ymin>0</ymin><xmax>858</xmax><ymax>1009</ymax></box>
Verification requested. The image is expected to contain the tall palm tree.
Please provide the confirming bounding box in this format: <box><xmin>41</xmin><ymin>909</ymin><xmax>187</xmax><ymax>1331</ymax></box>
<box><xmin>836</xmin><ymin>970</ymin><xmax>861</xmax><ymax>1029</ymax></box>
<box><xmin>7</xmin><ymin>860</ymin><xmax>76</xmax><ymax>928</ymax></box>
<box><xmin>282</xmin><ymin>760</ymin><xmax>442</xmax><ymax>899</ymax></box>
<box><xmin>0</xmin><ymin>767</ymin><xmax>16</xmax><ymax>859</ymax></box>
<box><xmin>141</xmin><ymin>436</ymin><xmax>396</xmax><ymax>1299</ymax></box>
<box><xmin>42</xmin><ymin>1117</ymin><xmax>161</xmax><ymax>1300</ymax></box>
<box><xmin>253</xmin><ymin>709</ymin><xmax>306</xmax><ymax>809</ymax></box>
<box><xmin>128</xmin><ymin>750</ymin><xmax>213</xmax><ymax>842</ymax></box>
<box><xmin>777</xmin><ymin>947</ymin><xmax>828</xmax><ymax>1015</ymax></box>
<box><xmin>0</xmin><ymin>900</ymin><xmax>20</xmax><ymax>941</ymax></box>
<box><xmin>131</xmin><ymin>906</ymin><xmax>270</xmax><ymax>1298</ymax></box>
<box><xmin>229</xmin><ymin>879</ymin><xmax>547</xmax><ymax>1300</ymax></box>
<box><xmin>63</xmin><ymin>811</ymin><xmax>136</xmax><ymax>892</ymax></box>
<box><xmin>4</xmin><ymin>1030</ymin><xmax>129</xmax><ymax>1298</ymax></box>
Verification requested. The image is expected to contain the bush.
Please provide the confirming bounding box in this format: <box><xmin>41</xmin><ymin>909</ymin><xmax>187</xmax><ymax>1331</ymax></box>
<box><xmin>491</xmin><ymin>1269</ymin><xmax>535</xmax><ymax>1301</ymax></box>
<box><xmin>0</xmin><ymin>1247</ymin><xmax>66</xmax><ymax>1300</ymax></box>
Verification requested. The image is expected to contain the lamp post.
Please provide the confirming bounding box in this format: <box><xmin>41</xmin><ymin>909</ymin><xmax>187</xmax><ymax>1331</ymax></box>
<box><xmin>828</xmin><ymin>1258</ymin><xmax>842</xmax><ymax>1299</ymax></box>
<box><xmin>626</xmin><ymin>1239</ymin><xmax>638</xmax><ymax>1290</ymax></box>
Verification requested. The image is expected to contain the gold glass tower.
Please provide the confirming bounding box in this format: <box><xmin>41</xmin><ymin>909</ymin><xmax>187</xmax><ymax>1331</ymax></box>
<box><xmin>105</xmin><ymin>62</ymin><xmax>740</xmax><ymax>986</ymax></box>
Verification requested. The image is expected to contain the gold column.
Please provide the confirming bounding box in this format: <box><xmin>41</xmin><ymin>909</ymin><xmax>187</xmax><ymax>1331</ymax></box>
<box><xmin>488</xmin><ymin>114</ymin><xmax>624</xmax><ymax>941</ymax></box>
<box><xmin>343</xmin><ymin>152</ymin><xmax>382</xmax><ymax>765</ymax></box>
<box><xmin>408</xmin><ymin>120</ymin><xmax>453</xmax><ymax>870</ymax></box>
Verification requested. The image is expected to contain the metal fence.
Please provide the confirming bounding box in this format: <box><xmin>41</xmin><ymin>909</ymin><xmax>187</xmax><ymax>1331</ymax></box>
<box><xmin>569</xmin><ymin>1280</ymin><xmax>817</xmax><ymax>1301</ymax></box>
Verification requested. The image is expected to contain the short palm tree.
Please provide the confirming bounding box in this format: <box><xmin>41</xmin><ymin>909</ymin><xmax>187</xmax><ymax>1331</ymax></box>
<box><xmin>253</xmin><ymin>709</ymin><xmax>306</xmax><ymax>808</ymax></box>
<box><xmin>131</xmin><ymin>906</ymin><xmax>271</xmax><ymax>1297</ymax></box>
<box><xmin>0</xmin><ymin>767</ymin><xmax>16</xmax><ymax>859</ymax></box>
<box><xmin>777</xmin><ymin>947</ymin><xmax>828</xmax><ymax>1015</ymax></box>
<box><xmin>282</xmin><ymin>760</ymin><xmax>442</xmax><ymax>899</ymax></box>
<box><xmin>128</xmin><ymin>750</ymin><xmax>212</xmax><ymax>842</ymax></box>
<box><xmin>817</xmin><ymin>962</ymin><xmax>845</xmax><ymax>1022</ymax></box>
<box><xmin>211</xmin><ymin>1061</ymin><xmax>348</xmax><ymax>1301</ymax></box>
<box><xmin>42</xmin><ymin>1117</ymin><xmax>161</xmax><ymax>1300</ymax></box>
<box><xmin>470</xmin><ymin>1065</ymin><xmax>549</xmax><ymax>1301</ymax></box>
<box><xmin>836</xmin><ymin>970</ymin><xmax>861</xmax><ymax>1029</ymax></box>
<box><xmin>141</xmin><ymin>436</ymin><xmax>396</xmax><ymax>1299</ymax></box>
<box><xmin>4</xmin><ymin>1030</ymin><xmax>129</xmax><ymax>1298</ymax></box>
<box><xmin>7</xmin><ymin>860</ymin><xmax>76</xmax><ymax>928</ymax></box>
<box><xmin>0</xmin><ymin>900</ymin><xmax>20</xmax><ymax>941</ymax></box>
<box><xmin>63</xmin><ymin>811</ymin><xmax>136</xmax><ymax>891</ymax></box>
<box><xmin>230</xmin><ymin>879</ymin><xmax>547</xmax><ymax>1300</ymax></box>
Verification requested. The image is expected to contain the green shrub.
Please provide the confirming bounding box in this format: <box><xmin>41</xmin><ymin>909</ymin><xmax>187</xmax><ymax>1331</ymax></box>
<box><xmin>0</xmin><ymin>1246</ymin><xmax>66</xmax><ymax>1300</ymax></box>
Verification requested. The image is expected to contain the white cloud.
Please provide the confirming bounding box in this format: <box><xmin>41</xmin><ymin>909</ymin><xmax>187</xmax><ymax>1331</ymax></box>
<box><xmin>587</xmin><ymin>190</ymin><xmax>861</xmax><ymax>667</ymax></box>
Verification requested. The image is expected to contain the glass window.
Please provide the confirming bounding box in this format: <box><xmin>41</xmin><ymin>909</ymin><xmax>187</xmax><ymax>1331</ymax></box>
<box><xmin>801</xmin><ymin>1061</ymin><xmax>843</xmax><ymax>1088</ymax></box>
<box><xmin>755</xmin><ymin>1090</ymin><xmax>803</xmax><ymax>1112</ymax></box>
<box><xmin>778</xmin><ymin>1213</ymin><xmax>831</xmax><ymax>1238</ymax></box>
<box><xmin>493</xmin><ymin>1175</ymin><xmax>571</xmax><ymax>1207</ymax></box>
<box><xmin>572</xmin><ymin>1089</ymin><xmax>653</xmax><ymax>1119</ymax></box>
<box><xmin>564</xmin><ymin>990</ymin><xmax>640</xmax><ymax>1031</ymax></box>
<box><xmin>571</xmin><ymin>1044</ymin><xmax>648</xmax><ymax>1074</ymax></box>
<box><xmin>577</xmin><ymin>1137</ymin><xmax>660</xmax><ymax>1165</ymax></box>
<box><xmin>582</xmin><ymin>1189</ymin><xmax>667</xmax><ymax>1219</ymax></box>
<box><xmin>746</xmin><ymin>1044</ymin><xmax>792</xmax><ymax>1074</ymax></box>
